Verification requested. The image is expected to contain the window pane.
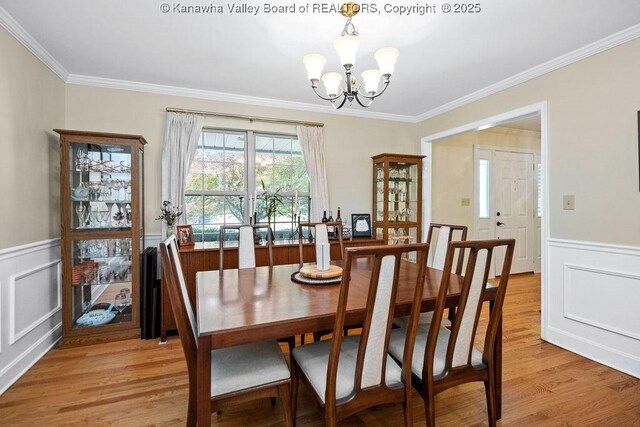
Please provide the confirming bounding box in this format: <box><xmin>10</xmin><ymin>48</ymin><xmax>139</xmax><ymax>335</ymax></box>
<box><xmin>185</xmin><ymin>195</ymin><xmax>203</xmax><ymax>225</ymax></box>
<box><xmin>203</xmin><ymin>161</ymin><xmax>224</xmax><ymax>191</ymax></box>
<box><xmin>197</xmin><ymin>131</ymin><xmax>246</xmax><ymax>192</ymax></box>
<box><xmin>185</xmin><ymin>163</ymin><xmax>203</xmax><ymax>192</ymax></box>
<box><xmin>224</xmin><ymin>195</ymin><xmax>244</xmax><ymax>224</ymax></box>
<box><xmin>256</xmin><ymin>134</ymin><xmax>309</xmax><ymax>194</ymax></box>
<box><xmin>478</xmin><ymin>159</ymin><xmax>490</xmax><ymax>218</ymax></box>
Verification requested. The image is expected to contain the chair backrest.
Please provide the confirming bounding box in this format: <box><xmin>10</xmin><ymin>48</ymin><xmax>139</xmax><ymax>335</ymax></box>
<box><xmin>298</xmin><ymin>221</ymin><xmax>344</xmax><ymax>266</ymax></box>
<box><xmin>426</xmin><ymin>223</ymin><xmax>468</xmax><ymax>274</ymax></box>
<box><xmin>325</xmin><ymin>243</ymin><xmax>430</xmax><ymax>406</ymax></box>
<box><xmin>159</xmin><ymin>236</ymin><xmax>198</xmax><ymax>375</ymax></box>
<box><xmin>219</xmin><ymin>224</ymin><xmax>274</xmax><ymax>273</ymax></box>
<box><xmin>424</xmin><ymin>238</ymin><xmax>515</xmax><ymax>378</ymax></box>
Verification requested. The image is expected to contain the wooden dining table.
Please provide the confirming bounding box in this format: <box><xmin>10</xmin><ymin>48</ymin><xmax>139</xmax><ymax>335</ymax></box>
<box><xmin>195</xmin><ymin>258</ymin><xmax>502</xmax><ymax>426</ymax></box>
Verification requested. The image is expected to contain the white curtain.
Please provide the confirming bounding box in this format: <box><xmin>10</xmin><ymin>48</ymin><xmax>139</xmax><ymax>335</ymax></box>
<box><xmin>161</xmin><ymin>112</ymin><xmax>204</xmax><ymax>229</ymax></box>
<box><xmin>296</xmin><ymin>125</ymin><xmax>329</xmax><ymax>222</ymax></box>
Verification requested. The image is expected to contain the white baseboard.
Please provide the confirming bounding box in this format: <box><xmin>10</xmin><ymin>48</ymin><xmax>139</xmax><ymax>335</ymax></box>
<box><xmin>546</xmin><ymin>326</ymin><xmax>640</xmax><ymax>378</ymax></box>
<box><xmin>545</xmin><ymin>238</ymin><xmax>640</xmax><ymax>379</ymax></box>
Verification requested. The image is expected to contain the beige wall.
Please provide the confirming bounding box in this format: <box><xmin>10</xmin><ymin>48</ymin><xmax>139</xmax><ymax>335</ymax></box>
<box><xmin>0</xmin><ymin>27</ymin><xmax>65</xmax><ymax>249</ymax></box>
<box><xmin>431</xmin><ymin>127</ymin><xmax>541</xmax><ymax>238</ymax></box>
<box><xmin>64</xmin><ymin>85</ymin><xmax>417</xmax><ymax>234</ymax></box>
<box><xmin>418</xmin><ymin>38</ymin><xmax>640</xmax><ymax>246</ymax></box>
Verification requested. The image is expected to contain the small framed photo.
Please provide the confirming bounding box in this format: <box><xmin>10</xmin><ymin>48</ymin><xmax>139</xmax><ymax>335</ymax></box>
<box><xmin>351</xmin><ymin>214</ymin><xmax>372</xmax><ymax>238</ymax></box>
<box><xmin>176</xmin><ymin>224</ymin><xmax>195</xmax><ymax>248</ymax></box>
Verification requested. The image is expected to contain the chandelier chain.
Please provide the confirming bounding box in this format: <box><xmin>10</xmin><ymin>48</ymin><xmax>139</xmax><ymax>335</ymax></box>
<box><xmin>341</xmin><ymin>18</ymin><xmax>359</xmax><ymax>36</ymax></box>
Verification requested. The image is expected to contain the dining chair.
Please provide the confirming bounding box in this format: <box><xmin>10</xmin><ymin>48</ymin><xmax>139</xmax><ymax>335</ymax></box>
<box><xmin>160</xmin><ymin>236</ymin><xmax>293</xmax><ymax>427</ymax></box>
<box><xmin>387</xmin><ymin>238</ymin><xmax>515</xmax><ymax>427</ymax></box>
<box><xmin>298</xmin><ymin>221</ymin><xmax>347</xmax><ymax>343</ymax></box>
<box><xmin>297</xmin><ymin>221</ymin><xmax>344</xmax><ymax>267</ymax></box>
<box><xmin>393</xmin><ymin>223</ymin><xmax>468</xmax><ymax>329</ymax></box>
<box><xmin>218</xmin><ymin>224</ymin><xmax>295</xmax><ymax>352</ymax></box>
<box><xmin>219</xmin><ymin>224</ymin><xmax>273</xmax><ymax>272</ymax></box>
<box><xmin>291</xmin><ymin>243</ymin><xmax>430</xmax><ymax>427</ymax></box>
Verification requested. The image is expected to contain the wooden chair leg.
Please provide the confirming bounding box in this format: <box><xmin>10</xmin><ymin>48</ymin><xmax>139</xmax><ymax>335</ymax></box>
<box><xmin>278</xmin><ymin>383</ymin><xmax>293</xmax><ymax>427</ymax></box>
<box><xmin>186</xmin><ymin>384</ymin><xmax>197</xmax><ymax>427</ymax></box>
<box><xmin>402</xmin><ymin>386</ymin><xmax>413</xmax><ymax>427</ymax></box>
<box><xmin>291</xmin><ymin>364</ymin><xmax>299</xmax><ymax>427</ymax></box>
<box><xmin>484</xmin><ymin>366</ymin><xmax>497</xmax><ymax>427</ymax></box>
<box><xmin>424</xmin><ymin>380</ymin><xmax>436</xmax><ymax>427</ymax></box>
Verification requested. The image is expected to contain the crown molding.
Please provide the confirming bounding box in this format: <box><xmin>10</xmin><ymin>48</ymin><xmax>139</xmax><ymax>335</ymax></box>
<box><xmin>415</xmin><ymin>22</ymin><xmax>640</xmax><ymax>123</ymax></box>
<box><xmin>3</xmin><ymin>1</ymin><xmax>640</xmax><ymax>125</ymax></box>
<box><xmin>0</xmin><ymin>5</ymin><xmax>68</xmax><ymax>81</ymax></box>
<box><xmin>66</xmin><ymin>74</ymin><xmax>417</xmax><ymax>123</ymax></box>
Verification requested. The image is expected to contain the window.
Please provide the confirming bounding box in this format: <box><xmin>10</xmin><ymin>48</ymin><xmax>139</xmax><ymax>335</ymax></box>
<box><xmin>478</xmin><ymin>159</ymin><xmax>490</xmax><ymax>218</ymax></box>
<box><xmin>185</xmin><ymin>129</ymin><xmax>310</xmax><ymax>243</ymax></box>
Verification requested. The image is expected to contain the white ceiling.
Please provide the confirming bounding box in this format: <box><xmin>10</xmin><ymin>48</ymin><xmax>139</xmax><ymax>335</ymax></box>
<box><xmin>1</xmin><ymin>0</ymin><xmax>639</xmax><ymax>118</ymax></box>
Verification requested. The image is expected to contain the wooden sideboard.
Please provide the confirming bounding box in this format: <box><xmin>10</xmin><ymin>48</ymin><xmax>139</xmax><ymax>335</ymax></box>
<box><xmin>160</xmin><ymin>237</ymin><xmax>384</xmax><ymax>341</ymax></box>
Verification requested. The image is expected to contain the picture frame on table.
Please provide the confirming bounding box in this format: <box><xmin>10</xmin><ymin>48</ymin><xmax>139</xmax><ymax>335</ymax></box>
<box><xmin>176</xmin><ymin>224</ymin><xmax>195</xmax><ymax>248</ymax></box>
<box><xmin>351</xmin><ymin>214</ymin><xmax>372</xmax><ymax>238</ymax></box>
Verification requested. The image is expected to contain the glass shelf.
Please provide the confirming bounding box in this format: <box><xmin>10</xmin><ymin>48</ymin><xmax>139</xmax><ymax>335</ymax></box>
<box><xmin>72</xmin><ymin>283</ymin><xmax>133</xmax><ymax>329</ymax></box>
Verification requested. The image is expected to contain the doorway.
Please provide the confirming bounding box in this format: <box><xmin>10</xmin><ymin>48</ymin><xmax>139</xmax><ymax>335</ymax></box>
<box><xmin>421</xmin><ymin>102</ymin><xmax>548</xmax><ymax>340</ymax></box>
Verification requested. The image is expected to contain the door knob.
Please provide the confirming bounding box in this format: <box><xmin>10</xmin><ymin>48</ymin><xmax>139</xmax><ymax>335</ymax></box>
<box><xmin>497</xmin><ymin>221</ymin><xmax>505</xmax><ymax>226</ymax></box>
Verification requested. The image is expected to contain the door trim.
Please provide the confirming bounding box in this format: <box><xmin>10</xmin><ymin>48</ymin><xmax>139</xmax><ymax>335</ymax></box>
<box><xmin>420</xmin><ymin>101</ymin><xmax>549</xmax><ymax>341</ymax></box>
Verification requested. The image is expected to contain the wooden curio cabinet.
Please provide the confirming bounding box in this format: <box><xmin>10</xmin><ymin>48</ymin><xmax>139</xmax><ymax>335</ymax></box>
<box><xmin>372</xmin><ymin>153</ymin><xmax>424</xmax><ymax>251</ymax></box>
<box><xmin>56</xmin><ymin>129</ymin><xmax>146</xmax><ymax>347</ymax></box>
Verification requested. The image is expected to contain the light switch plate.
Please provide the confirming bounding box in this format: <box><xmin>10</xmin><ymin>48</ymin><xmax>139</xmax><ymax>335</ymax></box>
<box><xmin>461</xmin><ymin>198</ymin><xmax>470</xmax><ymax>206</ymax></box>
<box><xmin>563</xmin><ymin>195</ymin><xmax>575</xmax><ymax>210</ymax></box>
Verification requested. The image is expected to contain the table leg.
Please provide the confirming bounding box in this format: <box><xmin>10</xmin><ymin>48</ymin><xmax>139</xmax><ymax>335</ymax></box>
<box><xmin>197</xmin><ymin>335</ymin><xmax>212</xmax><ymax>426</ymax></box>
<box><xmin>494</xmin><ymin>305</ymin><xmax>503</xmax><ymax>420</ymax></box>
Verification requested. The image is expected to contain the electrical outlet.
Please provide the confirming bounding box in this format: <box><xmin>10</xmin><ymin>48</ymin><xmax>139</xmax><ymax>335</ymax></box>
<box><xmin>563</xmin><ymin>195</ymin><xmax>575</xmax><ymax>210</ymax></box>
<box><xmin>461</xmin><ymin>198</ymin><xmax>470</xmax><ymax>206</ymax></box>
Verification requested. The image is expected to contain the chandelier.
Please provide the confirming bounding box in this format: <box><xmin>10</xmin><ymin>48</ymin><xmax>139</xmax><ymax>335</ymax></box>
<box><xmin>302</xmin><ymin>2</ymin><xmax>399</xmax><ymax>109</ymax></box>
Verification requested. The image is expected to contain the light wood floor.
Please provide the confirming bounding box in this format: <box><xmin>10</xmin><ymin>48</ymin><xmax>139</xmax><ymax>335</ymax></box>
<box><xmin>1</xmin><ymin>273</ymin><xmax>639</xmax><ymax>426</ymax></box>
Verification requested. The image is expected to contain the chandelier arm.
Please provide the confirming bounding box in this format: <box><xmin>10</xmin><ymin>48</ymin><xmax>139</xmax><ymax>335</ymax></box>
<box><xmin>311</xmin><ymin>85</ymin><xmax>345</xmax><ymax>102</ymax></box>
<box><xmin>356</xmin><ymin>80</ymin><xmax>391</xmax><ymax>100</ymax></box>
<box><xmin>354</xmin><ymin>93</ymin><xmax>374</xmax><ymax>108</ymax></box>
<box><xmin>332</xmin><ymin>94</ymin><xmax>348</xmax><ymax>109</ymax></box>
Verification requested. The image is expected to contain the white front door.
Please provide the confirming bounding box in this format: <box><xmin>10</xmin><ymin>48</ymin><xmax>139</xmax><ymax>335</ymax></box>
<box><xmin>494</xmin><ymin>151</ymin><xmax>535</xmax><ymax>274</ymax></box>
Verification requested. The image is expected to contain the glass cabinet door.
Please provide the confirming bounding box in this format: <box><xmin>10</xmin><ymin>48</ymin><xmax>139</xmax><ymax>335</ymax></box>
<box><xmin>372</xmin><ymin>154</ymin><xmax>423</xmax><ymax>253</ymax></box>
<box><xmin>375</xmin><ymin>162</ymin><xmax>385</xmax><ymax>222</ymax></box>
<box><xmin>70</xmin><ymin>238</ymin><xmax>133</xmax><ymax>329</ymax></box>
<box><xmin>70</xmin><ymin>142</ymin><xmax>133</xmax><ymax>231</ymax></box>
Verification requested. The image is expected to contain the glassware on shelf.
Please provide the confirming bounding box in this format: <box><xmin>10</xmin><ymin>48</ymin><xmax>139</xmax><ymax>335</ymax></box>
<box><xmin>75</xmin><ymin>204</ymin><xmax>88</xmax><ymax>228</ymax></box>
<box><xmin>114</xmin><ymin>292</ymin><xmax>128</xmax><ymax>313</ymax></box>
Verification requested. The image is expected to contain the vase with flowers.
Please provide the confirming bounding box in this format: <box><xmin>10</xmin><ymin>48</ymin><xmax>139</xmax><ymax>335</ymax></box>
<box><xmin>156</xmin><ymin>200</ymin><xmax>182</xmax><ymax>238</ymax></box>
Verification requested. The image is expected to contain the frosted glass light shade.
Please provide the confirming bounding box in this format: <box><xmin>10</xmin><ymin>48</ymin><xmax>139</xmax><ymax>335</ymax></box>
<box><xmin>333</xmin><ymin>35</ymin><xmax>359</xmax><ymax>66</ymax></box>
<box><xmin>321</xmin><ymin>72</ymin><xmax>343</xmax><ymax>97</ymax></box>
<box><xmin>361</xmin><ymin>69</ymin><xmax>381</xmax><ymax>93</ymax></box>
<box><xmin>374</xmin><ymin>47</ymin><xmax>400</xmax><ymax>76</ymax></box>
<box><xmin>302</xmin><ymin>54</ymin><xmax>327</xmax><ymax>81</ymax></box>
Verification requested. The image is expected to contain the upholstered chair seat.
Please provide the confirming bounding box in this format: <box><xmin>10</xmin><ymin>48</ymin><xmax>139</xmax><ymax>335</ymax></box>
<box><xmin>388</xmin><ymin>326</ymin><xmax>484</xmax><ymax>379</ymax></box>
<box><xmin>292</xmin><ymin>336</ymin><xmax>403</xmax><ymax>403</ymax></box>
<box><xmin>212</xmin><ymin>340</ymin><xmax>291</xmax><ymax>397</ymax></box>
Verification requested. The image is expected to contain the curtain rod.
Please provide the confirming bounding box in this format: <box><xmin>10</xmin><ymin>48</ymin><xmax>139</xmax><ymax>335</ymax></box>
<box><xmin>165</xmin><ymin>107</ymin><xmax>324</xmax><ymax>127</ymax></box>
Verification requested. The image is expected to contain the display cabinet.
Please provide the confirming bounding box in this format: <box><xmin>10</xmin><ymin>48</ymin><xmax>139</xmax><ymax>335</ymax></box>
<box><xmin>372</xmin><ymin>153</ymin><xmax>424</xmax><ymax>249</ymax></box>
<box><xmin>56</xmin><ymin>129</ymin><xmax>146</xmax><ymax>347</ymax></box>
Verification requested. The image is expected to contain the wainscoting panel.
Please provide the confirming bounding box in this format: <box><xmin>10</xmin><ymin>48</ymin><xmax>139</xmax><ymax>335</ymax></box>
<box><xmin>0</xmin><ymin>239</ymin><xmax>61</xmax><ymax>395</ymax></box>
<box><xmin>9</xmin><ymin>259</ymin><xmax>61</xmax><ymax>345</ymax></box>
<box><xmin>546</xmin><ymin>239</ymin><xmax>640</xmax><ymax>378</ymax></box>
